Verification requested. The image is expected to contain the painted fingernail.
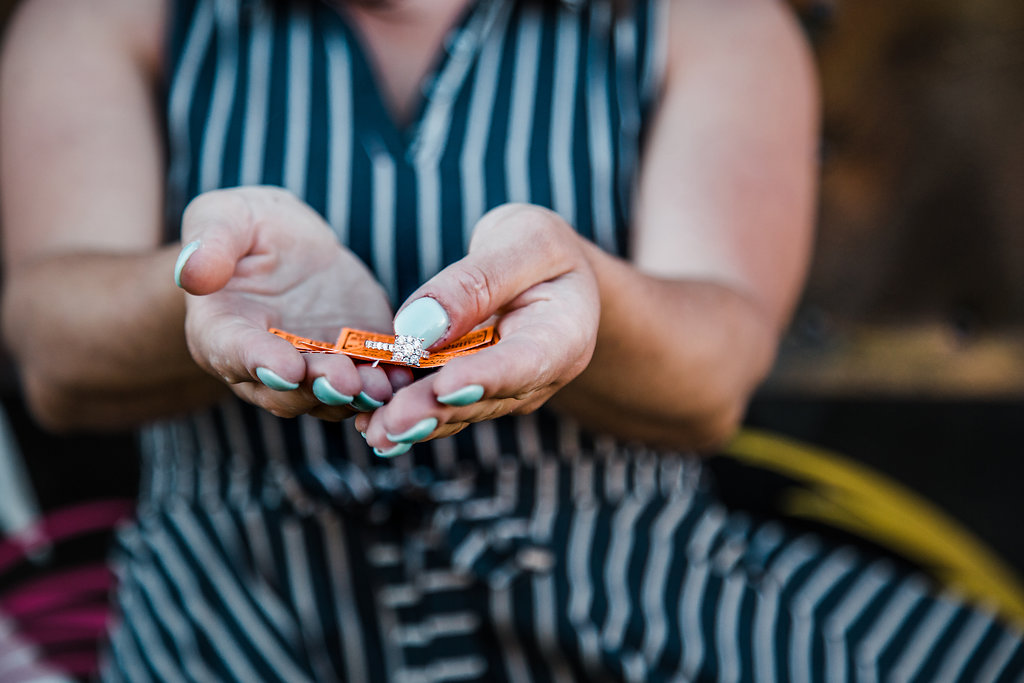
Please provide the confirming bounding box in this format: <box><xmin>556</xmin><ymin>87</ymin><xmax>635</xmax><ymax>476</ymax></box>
<box><xmin>351</xmin><ymin>392</ymin><xmax>384</xmax><ymax>412</ymax></box>
<box><xmin>374</xmin><ymin>443</ymin><xmax>412</xmax><ymax>458</ymax></box>
<box><xmin>394</xmin><ymin>297</ymin><xmax>449</xmax><ymax>348</ymax></box>
<box><xmin>437</xmin><ymin>384</ymin><xmax>485</xmax><ymax>406</ymax></box>
<box><xmin>386</xmin><ymin>417</ymin><xmax>438</xmax><ymax>444</ymax></box>
<box><xmin>312</xmin><ymin>377</ymin><xmax>354</xmax><ymax>406</ymax></box>
<box><xmin>174</xmin><ymin>240</ymin><xmax>201</xmax><ymax>288</ymax></box>
<box><xmin>256</xmin><ymin>367</ymin><xmax>299</xmax><ymax>391</ymax></box>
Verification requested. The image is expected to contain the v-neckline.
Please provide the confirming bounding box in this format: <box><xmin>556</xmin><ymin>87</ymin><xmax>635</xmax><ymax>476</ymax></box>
<box><xmin>318</xmin><ymin>0</ymin><xmax>489</xmax><ymax>158</ymax></box>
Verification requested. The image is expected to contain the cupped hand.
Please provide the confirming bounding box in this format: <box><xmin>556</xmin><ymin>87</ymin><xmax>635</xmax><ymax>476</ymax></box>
<box><xmin>355</xmin><ymin>203</ymin><xmax>600</xmax><ymax>456</ymax></box>
<box><xmin>175</xmin><ymin>186</ymin><xmax>407</xmax><ymax>419</ymax></box>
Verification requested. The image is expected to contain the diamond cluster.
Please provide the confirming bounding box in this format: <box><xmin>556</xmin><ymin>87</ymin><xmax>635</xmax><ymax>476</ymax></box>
<box><xmin>392</xmin><ymin>335</ymin><xmax>426</xmax><ymax>366</ymax></box>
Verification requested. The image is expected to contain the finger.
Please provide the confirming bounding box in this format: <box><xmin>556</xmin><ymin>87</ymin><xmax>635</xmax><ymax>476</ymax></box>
<box><xmin>360</xmin><ymin>371</ymin><xmax>513</xmax><ymax>452</ymax></box>
<box><xmin>229</xmin><ymin>354</ymin><xmax>366</xmax><ymax>421</ymax></box>
<box><xmin>218</xmin><ymin>350</ymin><xmax>364</xmax><ymax>421</ymax></box>
<box><xmin>303</xmin><ymin>353</ymin><xmax>364</xmax><ymax>408</ymax></box>
<box><xmin>365</xmin><ymin>421</ymin><xmax>471</xmax><ymax>458</ymax></box>
<box><xmin>188</xmin><ymin>310</ymin><xmax>308</xmax><ymax>388</ymax></box>
<box><xmin>175</xmin><ymin>190</ymin><xmax>261</xmax><ymax>295</ymax></box>
<box><xmin>383</xmin><ymin>364</ymin><xmax>416</xmax><ymax>391</ymax></box>
<box><xmin>230</xmin><ymin>378</ymin><xmax>321</xmax><ymax>419</ymax></box>
<box><xmin>431</xmin><ymin>287</ymin><xmax>597</xmax><ymax>401</ymax></box>
<box><xmin>360</xmin><ymin>373</ymin><xmax>444</xmax><ymax>447</ymax></box>
<box><xmin>176</xmin><ymin>187</ymin><xmax>341</xmax><ymax>295</ymax></box>
<box><xmin>391</xmin><ymin>205</ymin><xmax>581</xmax><ymax>348</ymax></box>
<box><xmin>362</xmin><ymin>293</ymin><xmax>598</xmax><ymax>448</ymax></box>
<box><xmin>350</xmin><ymin>363</ymin><xmax>393</xmax><ymax>412</ymax></box>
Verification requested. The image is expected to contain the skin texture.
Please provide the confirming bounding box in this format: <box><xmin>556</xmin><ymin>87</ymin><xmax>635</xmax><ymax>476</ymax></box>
<box><xmin>176</xmin><ymin>188</ymin><xmax>406</xmax><ymax>421</ymax></box>
<box><xmin>1</xmin><ymin>0</ymin><xmax>817</xmax><ymax>450</ymax></box>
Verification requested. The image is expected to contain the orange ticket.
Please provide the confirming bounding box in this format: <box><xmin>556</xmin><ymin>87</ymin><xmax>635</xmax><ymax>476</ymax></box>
<box><xmin>269</xmin><ymin>325</ymin><xmax>498</xmax><ymax>368</ymax></box>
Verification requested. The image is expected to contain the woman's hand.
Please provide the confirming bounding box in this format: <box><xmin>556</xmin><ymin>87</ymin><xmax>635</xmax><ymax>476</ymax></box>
<box><xmin>175</xmin><ymin>187</ymin><xmax>404</xmax><ymax>420</ymax></box>
<box><xmin>354</xmin><ymin>204</ymin><xmax>600</xmax><ymax>456</ymax></box>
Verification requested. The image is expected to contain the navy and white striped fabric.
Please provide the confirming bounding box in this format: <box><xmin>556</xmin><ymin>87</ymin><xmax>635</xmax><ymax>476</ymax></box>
<box><xmin>103</xmin><ymin>0</ymin><xmax>1024</xmax><ymax>680</ymax></box>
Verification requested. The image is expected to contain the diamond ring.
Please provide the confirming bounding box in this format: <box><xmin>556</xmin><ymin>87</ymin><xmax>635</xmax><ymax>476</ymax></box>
<box><xmin>365</xmin><ymin>336</ymin><xmax>429</xmax><ymax>366</ymax></box>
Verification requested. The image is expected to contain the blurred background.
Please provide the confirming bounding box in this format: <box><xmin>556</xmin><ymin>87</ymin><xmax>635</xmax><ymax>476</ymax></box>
<box><xmin>747</xmin><ymin>0</ymin><xmax>1024</xmax><ymax>575</ymax></box>
<box><xmin>0</xmin><ymin>0</ymin><xmax>1021</xmax><ymax>676</ymax></box>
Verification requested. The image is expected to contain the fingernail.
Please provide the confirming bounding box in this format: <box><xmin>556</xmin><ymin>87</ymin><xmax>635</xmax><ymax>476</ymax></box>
<box><xmin>394</xmin><ymin>297</ymin><xmax>449</xmax><ymax>348</ymax></box>
<box><xmin>352</xmin><ymin>392</ymin><xmax>384</xmax><ymax>412</ymax></box>
<box><xmin>312</xmin><ymin>377</ymin><xmax>353</xmax><ymax>406</ymax></box>
<box><xmin>386</xmin><ymin>417</ymin><xmax>438</xmax><ymax>444</ymax></box>
<box><xmin>437</xmin><ymin>384</ymin><xmax>485</xmax><ymax>406</ymax></box>
<box><xmin>256</xmin><ymin>367</ymin><xmax>299</xmax><ymax>391</ymax></box>
<box><xmin>174</xmin><ymin>240</ymin><xmax>201</xmax><ymax>288</ymax></box>
<box><xmin>374</xmin><ymin>443</ymin><xmax>412</xmax><ymax>458</ymax></box>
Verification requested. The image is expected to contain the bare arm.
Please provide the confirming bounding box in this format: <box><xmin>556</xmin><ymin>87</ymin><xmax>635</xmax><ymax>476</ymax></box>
<box><xmin>357</xmin><ymin>0</ymin><xmax>818</xmax><ymax>452</ymax></box>
<box><xmin>0</xmin><ymin>0</ymin><xmax>224</xmax><ymax>431</ymax></box>
<box><xmin>554</xmin><ymin>0</ymin><xmax>818</xmax><ymax>447</ymax></box>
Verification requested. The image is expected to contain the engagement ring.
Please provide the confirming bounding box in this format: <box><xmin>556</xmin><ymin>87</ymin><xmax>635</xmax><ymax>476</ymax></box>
<box><xmin>365</xmin><ymin>336</ymin><xmax>429</xmax><ymax>366</ymax></box>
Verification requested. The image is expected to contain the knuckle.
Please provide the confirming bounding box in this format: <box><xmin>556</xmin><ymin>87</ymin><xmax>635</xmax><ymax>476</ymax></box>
<box><xmin>441</xmin><ymin>423</ymin><xmax>469</xmax><ymax>439</ymax></box>
<box><xmin>264</xmin><ymin>402</ymin><xmax>304</xmax><ymax>419</ymax></box>
<box><xmin>508</xmin><ymin>393</ymin><xmax>547</xmax><ymax>417</ymax></box>
<box><xmin>474</xmin><ymin>203</ymin><xmax>565</xmax><ymax>241</ymax></box>
<box><xmin>476</xmin><ymin>398</ymin><xmax>517</xmax><ymax>421</ymax></box>
<box><xmin>449</xmin><ymin>263</ymin><xmax>495</xmax><ymax>317</ymax></box>
<box><xmin>182</xmin><ymin>188</ymin><xmax>253</xmax><ymax>237</ymax></box>
<box><xmin>521</xmin><ymin>208</ymin><xmax>562</xmax><ymax>238</ymax></box>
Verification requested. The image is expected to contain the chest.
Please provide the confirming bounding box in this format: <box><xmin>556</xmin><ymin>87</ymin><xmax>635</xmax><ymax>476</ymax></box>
<box><xmin>337</xmin><ymin>0</ymin><xmax>474</xmax><ymax>127</ymax></box>
<box><xmin>166</xmin><ymin>0</ymin><xmax>659</xmax><ymax>299</ymax></box>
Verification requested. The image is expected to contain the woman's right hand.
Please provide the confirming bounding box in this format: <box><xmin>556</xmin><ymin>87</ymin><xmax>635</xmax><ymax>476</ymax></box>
<box><xmin>355</xmin><ymin>203</ymin><xmax>601</xmax><ymax>455</ymax></box>
<box><xmin>175</xmin><ymin>186</ymin><xmax>405</xmax><ymax>420</ymax></box>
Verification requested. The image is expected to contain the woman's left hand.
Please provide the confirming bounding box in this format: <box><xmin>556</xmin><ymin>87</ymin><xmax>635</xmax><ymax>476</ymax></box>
<box><xmin>355</xmin><ymin>204</ymin><xmax>599</xmax><ymax>456</ymax></box>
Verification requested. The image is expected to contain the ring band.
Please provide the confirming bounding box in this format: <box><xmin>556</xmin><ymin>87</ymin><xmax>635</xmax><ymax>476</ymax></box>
<box><xmin>365</xmin><ymin>336</ymin><xmax>429</xmax><ymax>366</ymax></box>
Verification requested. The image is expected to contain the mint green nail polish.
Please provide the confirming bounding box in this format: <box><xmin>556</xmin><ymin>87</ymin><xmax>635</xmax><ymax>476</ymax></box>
<box><xmin>374</xmin><ymin>443</ymin><xmax>412</xmax><ymax>458</ymax></box>
<box><xmin>437</xmin><ymin>384</ymin><xmax>485</xmax><ymax>406</ymax></box>
<box><xmin>352</xmin><ymin>392</ymin><xmax>384</xmax><ymax>412</ymax></box>
<box><xmin>174</xmin><ymin>240</ymin><xmax>201</xmax><ymax>288</ymax></box>
<box><xmin>256</xmin><ymin>367</ymin><xmax>299</xmax><ymax>391</ymax></box>
<box><xmin>386</xmin><ymin>417</ymin><xmax>438</xmax><ymax>444</ymax></box>
<box><xmin>312</xmin><ymin>377</ymin><xmax>353</xmax><ymax>406</ymax></box>
<box><xmin>394</xmin><ymin>297</ymin><xmax>449</xmax><ymax>347</ymax></box>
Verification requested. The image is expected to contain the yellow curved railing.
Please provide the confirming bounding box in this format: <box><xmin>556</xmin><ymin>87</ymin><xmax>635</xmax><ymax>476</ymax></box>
<box><xmin>724</xmin><ymin>428</ymin><xmax>1024</xmax><ymax>628</ymax></box>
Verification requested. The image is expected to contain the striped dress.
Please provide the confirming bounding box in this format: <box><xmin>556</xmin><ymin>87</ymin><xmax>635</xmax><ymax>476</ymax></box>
<box><xmin>103</xmin><ymin>0</ymin><xmax>1024</xmax><ymax>680</ymax></box>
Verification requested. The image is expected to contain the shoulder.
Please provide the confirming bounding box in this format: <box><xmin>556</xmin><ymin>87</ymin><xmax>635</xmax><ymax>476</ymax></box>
<box><xmin>653</xmin><ymin>0</ymin><xmax>818</xmax><ymax>133</ymax></box>
<box><xmin>663</xmin><ymin>0</ymin><xmax>815</xmax><ymax>81</ymax></box>
<box><xmin>3</xmin><ymin>0</ymin><xmax>167</xmax><ymax>76</ymax></box>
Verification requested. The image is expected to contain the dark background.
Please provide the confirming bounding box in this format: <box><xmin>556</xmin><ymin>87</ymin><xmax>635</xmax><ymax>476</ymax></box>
<box><xmin>760</xmin><ymin>0</ymin><xmax>1024</xmax><ymax>575</ymax></box>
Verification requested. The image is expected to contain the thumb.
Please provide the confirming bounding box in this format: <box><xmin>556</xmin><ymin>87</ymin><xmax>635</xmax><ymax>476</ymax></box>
<box><xmin>393</xmin><ymin>205</ymin><xmax>577</xmax><ymax>347</ymax></box>
<box><xmin>173</xmin><ymin>189</ymin><xmax>258</xmax><ymax>295</ymax></box>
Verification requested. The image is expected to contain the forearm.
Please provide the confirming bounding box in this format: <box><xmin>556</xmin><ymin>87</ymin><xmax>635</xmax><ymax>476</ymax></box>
<box><xmin>548</xmin><ymin>0</ymin><xmax>819</xmax><ymax>449</ymax></box>
<box><xmin>2</xmin><ymin>245</ymin><xmax>225</xmax><ymax>431</ymax></box>
<box><xmin>550</xmin><ymin>242</ymin><xmax>779</xmax><ymax>449</ymax></box>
